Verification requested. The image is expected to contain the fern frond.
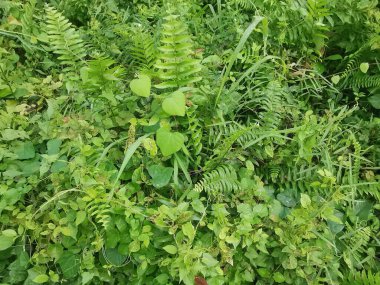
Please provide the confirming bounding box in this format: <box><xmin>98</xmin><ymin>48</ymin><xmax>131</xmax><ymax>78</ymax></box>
<box><xmin>351</xmin><ymin>136</ymin><xmax>362</xmax><ymax>184</ymax></box>
<box><xmin>229</xmin><ymin>0</ymin><xmax>256</xmax><ymax>10</ymax></box>
<box><xmin>129</xmin><ymin>29</ymin><xmax>157</xmax><ymax>71</ymax></box>
<box><xmin>194</xmin><ymin>165</ymin><xmax>240</xmax><ymax>198</ymax></box>
<box><xmin>44</xmin><ymin>5</ymin><xmax>86</xmax><ymax>71</ymax></box>
<box><xmin>187</xmin><ymin>109</ymin><xmax>203</xmax><ymax>165</ymax></box>
<box><xmin>343</xmin><ymin>271</ymin><xmax>380</xmax><ymax>285</ymax></box>
<box><xmin>341</xmin><ymin>224</ymin><xmax>373</xmax><ymax>270</ymax></box>
<box><xmin>155</xmin><ymin>15</ymin><xmax>202</xmax><ymax>89</ymax></box>
<box><xmin>350</xmin><ymin>74</ymin><xmax>380</xmax><ymax>89</ymax></box>
<box><xmin>83</xmin><ymin>188</ymin><xmax>111</xmax><ymax>230</ymax></box>
<box><xmin>21</xmin><ymin>0</ymin><xmax>36</xmax><ymax>36</ymax></box>
<box><xmin>247</xmin><ymin>80</ymin><xmax>295</xmax><ymax>130</ymax></box>
<box><xmin>205</xmin><ymin>124</ymin><xmax>255</xmax><ymax>171</ymax></box>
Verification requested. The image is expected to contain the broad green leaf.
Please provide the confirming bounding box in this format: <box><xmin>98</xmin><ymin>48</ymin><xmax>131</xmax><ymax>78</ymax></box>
<box><xmin>0</xmin><ymin>86</ymin><xmax>12</xmax><ymax>98</ymax></box>
<box><xmin>82</xmin><ymin>272</ymin><xmax>94</xmax><ymax>285</ymax></box>
<box><xmin>252</xmin><ymin>204</ymin><xmax>268</xmax><ymax>217</ymax></box>
<box><xmin>0</xmin><ymin>235</ymin><xmax>15</xmax><ymax>251</ymax></box>
<box><xmin>60</xmin><ymin>226</ymin><xmax>77</xmax><ymax>240</ymax></box>
<box><xmin>182</xmin><ymin>222</ymin><xmax>195</xmax><ymax>240</ymax></box>
<box><xmin>147</xmin><ymin>164</ymin><xmax>173</xmax><ymax>188</ymax></box>
<box><xmin>273</xmin><ymin>272</ymin><xmax>286</xmax><ymax>283</ymax></box>
<box><xmin>277</xmin><ymin>193</ymin><xmax>296</xmax><ymax>208</ymax></box>
<box><xmin>75</xmin><ymin>211</ymin><xmax>86</xmax><ymax>226</ymax></box>
<box><xmin>33</xmin><ymin>274</ymin><xmax>49</xmax><ymax>283</ymax></box>
<box><xmin>156</xmin><ymin>128</ymin><xmax>185</xmax><ymax>156</ymax></box>
<box><xmin>129</xmin><ymin>240</ymin><xmax>140</xmax><ymax>253</ymax></box>
<box><xmin>103</xmin><ymin>248</ymin><xmax>128</xmax><ymax>266</ymax></box>
<box><xmin>51</xmin><ymin>156</ymin><xmax>68</xmax><ymax>173</ymax></box>
<box><xmin>300</xmin><ymin>193</ymin><xmax>311</xmax><ymax>208</ymax></box>
<box><xmin>106</xmin><ymin>229</ymin><xmax>120</xmax><ymax>248</ymax></box>
<box><xmin>282</xmin><ymin>255</ymin><xmax>297</xmax><ymax>269</ymax></box>
<box><xmin>143</xmin><ymin>138</ymin><xmax>157</xmax><ymax>156</ymax></box>
<box><xmin>163</xmin><ymin>245</ymin><xmax>177</xmax><ymax>254</ymax></box>
<box><xmin>325</xmin><ymin>54</ymin><xmax>342</xmax><ymax>60</ymax></box>
<box><xmin>2</xmin><ymin>229</ymin><xmax>17</xmax><ymax>237</ymax></box>
<box><xmin>130</xmin><ymin>75</ymin><xmax>151</xmax><ymax>97</ymax></box>
<box><xmin>162</xmin><ymin>91</ymin><xmax>186</xmax><ymax>116</ymax></box>
<box><xmin>57</xmin><ymin>252</ymin><xmax>80</xmax><ymax>279</ymax></box>
<box><xmin>331</xmin><ymin>75</ymin><xmax>340</xmax><ymax>84</ymax></box>
<box><xmin>191</xmin><ymin>199</ymin><xmax>205</xmax><ymax>213</ymax></box>
<box><xmin>360</xmin><ymin>62</ymin><xmax>369</xmax><ymax>73</ymax></box>
<box><xmin>2</xmin><ymin>129</ymin><xmax>28</xmax><ymax>141</ymax></box>
<box><xmin>202</xmin><ymin>253</ymin><xmax>218</xmax><ymax>267</ymax></box>
<box><xmin>13</xmin><ymin>141</ymin><xmax>35</xmax><ymax>160</ymax></box>
<box><xmin>368</xmin><ymin>93</ymin><xmax>380</xmax><ymax>109</ymax></box>
<box><xmin>47</xmin><ymin>139</ymin><xmax>62</xmax><ymax>155</ymax></box>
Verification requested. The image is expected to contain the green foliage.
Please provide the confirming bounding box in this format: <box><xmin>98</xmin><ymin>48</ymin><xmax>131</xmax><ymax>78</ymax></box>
<box><xmin>343</xmin><ymin>271</ymin><xmax>380</xmax><ymax>285</ymax></box>
<box><xmin>44</xmin><ymin>5</ymin><xmax>86</xmax><ymax>72</ymax></box>
<box><xmin>155</xmin><ymin>14</ymin><xmax>202</xmax><ymax>89</ymax></box>
<box><xmin>0</xmin><ymin>0</ymin><xmax>379</xmax><ymax>284</ymax></box>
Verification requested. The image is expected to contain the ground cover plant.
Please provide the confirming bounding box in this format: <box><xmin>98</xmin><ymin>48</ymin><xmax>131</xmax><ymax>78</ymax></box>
<box><xmin>0</xmin><ymin>0</ymin><xmax>379</xmax><ymax>284</ymax></box>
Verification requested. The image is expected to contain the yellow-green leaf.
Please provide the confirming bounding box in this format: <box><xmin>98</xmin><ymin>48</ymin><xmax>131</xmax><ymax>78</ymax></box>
<box><xmin>130</xmin><ymin>75</ymin><xmax>151</xmax><ymax>97</ymax></box>
<box><xmin>33</xmin><ymin>274</ymin><xmax>49</xmax><ymax>283</ymax></box>
<box><xmin>163</xmin><ymin>245</ymin><xmax>177</xmax><ymax>254</ymax></box>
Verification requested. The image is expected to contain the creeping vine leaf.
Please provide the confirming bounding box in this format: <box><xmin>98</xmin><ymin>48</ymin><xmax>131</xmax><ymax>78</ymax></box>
<box><xmin>130</xmin><ymin>74</ymin><xmax>151</xmax><ymax>97</ymax></box>
<box><xmin>156</xmin><ymin>128</ymin><xmax>185</xmax><ymax>156</ymax></box>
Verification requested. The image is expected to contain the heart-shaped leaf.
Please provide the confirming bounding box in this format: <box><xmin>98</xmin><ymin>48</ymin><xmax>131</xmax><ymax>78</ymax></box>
<box><xmin>360</xmin><ymin>62</ymin><xmax>369</xmax><ymax>74</ymax></box>
<box><xmin>147</xmin><ymin>164</ymin><xmax>173</xmax><ymax>188</ymax></box>
<box><xmin>162</xmin><ymin>91</ymin><xmax>186</xmax><ymax>116</ymax></box>
<box><xmin>156</xmin><ymin>128</ymin><xmax>184</xmax><ymax>156</ymax></box>
<box><xmin>331</xmin><ymin>75</ymin><xmax>340</xmax><ymax>85</ymax></box>
<box><xmin>130</xmin><ymin>75</ymin><xmax>151</xmax><ymax>97</ymax></box>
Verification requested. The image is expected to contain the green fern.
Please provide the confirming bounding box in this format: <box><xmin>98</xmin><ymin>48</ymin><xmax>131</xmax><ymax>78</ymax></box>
<box><xmin>350</xmin><ymin>74</ymin><xmax>380</xmax><ymax>89</ymax></box>
<box><xmin>83</xmin><ymin>188</ymin><xmax>111</xmax><ymax>230</ymax></box>
<box><xmin>205</xmin><ymin>124</ymin><xmax>254</xmax><ymax>171</ymax></box>
<box><xmin>155</xmin><ymin>14</ymin><xmax>202</xmax><ymax>89</ymax></box>
<box><xmin>194</xmin><ymin>165</ymin><xmax>240</xmax><ymax>197</ymax></box>
<box><xmin>44</xmin><ymin>5</ymin><xmax>86</xmax><ymax>71</ymax></box>
<box><xmin>230</xmin><ymin>0</ymin><xmax>256</xmax><ymax>10</ymax></box>
<box><xmin>254</xmin><ymin>81</ymin><xmax>289</xmax><ymax>130</ymax></box>
<box><xmin>186</xmin><ymin>108</ymin><xmax>203</xmax><ymax>166</ymax></box>
<box><xmin>343</xmin><ymin>271</ymin><xmax>380</xmax><ymax>285</ymax></box>
<box><xmin>21</xmin><ymin>0</ymin><xmax>36</xmax><ymax>37</ymax></box>
<box><xmin>341</xmin><ymin>224</ymin><xmax>374</xmax><ymax>270</ymax></box>
<box><xmin>128</xmin><ymin>28</ymin><xmax>157</xmax><ymax>72</ymax></box>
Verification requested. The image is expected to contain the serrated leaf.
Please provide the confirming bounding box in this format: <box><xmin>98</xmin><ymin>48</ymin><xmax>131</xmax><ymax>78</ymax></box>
<box><xmin>13</xmin><ymin>141</ymin><xmax>35</xmax><ymax>160</ymax></box>
<box><xmin>47</xmin><ymin>139</ymin><xmax>62</xmax><ymax>155</ymax></box>
<box><xmin>57</xmin><ymin>252</ymin><xmax>80</xmax><ymax>279</ymax></box>
<box><xmin>202</xmin><ymin>253</ymin><xmax>218</xmax><ymax>267</ymax></box>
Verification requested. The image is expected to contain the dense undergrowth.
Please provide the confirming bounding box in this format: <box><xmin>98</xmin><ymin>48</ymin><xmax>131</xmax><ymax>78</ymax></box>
<box><xmin>0</xmin><ymin>0</ymin><xmax>380</xmax><ymax>284</ymax></box>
